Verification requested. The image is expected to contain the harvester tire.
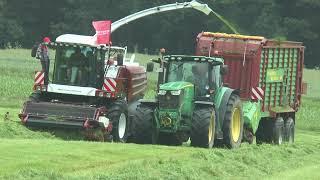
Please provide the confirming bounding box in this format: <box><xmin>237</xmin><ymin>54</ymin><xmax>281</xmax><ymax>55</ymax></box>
<box><xmin>131</xmin><ymin>105</ymin><xmax>153</xmax><ymax>144</ymax></box>
<box><xmin>284</xmin><ymin>117</ymin><xmax>295</xmax><ymax>143</ymax></box>
<box><xmin>272</xmin><ymin>117</ymin><xmax>284</xmax><ymax>145</ymax></box>
<box><xmin>107</xmin><ymin>100</ymin><xmax>129</xmax><ymax>143</ymax></box>
<box><xmin>222</xmin><ymin>94</ymin><xmax>244</xmax><ymax>149</ymax></box>
<box><xmin>190</xmin><ymin>107</ymin><xmax>215</xmax><ymax>148</ymax></box>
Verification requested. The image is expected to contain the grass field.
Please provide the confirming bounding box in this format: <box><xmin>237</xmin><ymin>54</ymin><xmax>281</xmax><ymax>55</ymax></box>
<box><xmin>0</xmin><ymin>49</ymin><xmax>320</xmax><ymax>179</ymax></box>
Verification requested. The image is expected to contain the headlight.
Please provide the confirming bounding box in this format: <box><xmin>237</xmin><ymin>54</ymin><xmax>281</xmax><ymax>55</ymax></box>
<box><xmin>98</xmin><ymin>116</ymin><xmax>110</xmax><ymax>128</ymax></box>
<box><xmin>158</xmin><ymin>90</ymin><xmax>167</xmax><ymax>95</ymax></box>
<box><xmin>170</xmin><ymin>90</ymin><xmax>181</xmax><ymax>95</ymax></box>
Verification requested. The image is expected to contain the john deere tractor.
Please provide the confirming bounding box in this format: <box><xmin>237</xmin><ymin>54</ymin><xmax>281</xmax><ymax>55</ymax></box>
<box><xmin>133</xmin><ymin>55</ymin><xmax>244</xmax><ymax>148</ymax></box>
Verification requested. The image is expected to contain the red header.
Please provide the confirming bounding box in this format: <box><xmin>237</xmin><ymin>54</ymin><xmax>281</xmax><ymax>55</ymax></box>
<box><xmin>92</xmin><ymin>20</ymin><xmax>111</xmax><ymax>45</ymax></box>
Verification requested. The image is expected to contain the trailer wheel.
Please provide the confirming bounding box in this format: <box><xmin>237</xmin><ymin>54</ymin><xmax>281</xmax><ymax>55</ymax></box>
<box><xmin>255</xmin><ymin>118</ymin><xmax>273</xmax><ymax>144</ymax></box>
<box><xmin>273</xmin><ymin>117</ymin><xmax>284</xmax><ymax>145</ymax></box>
<box><xmin>131</xmin><ymin>105</ymin><xmax>153</xmax><ymax>144</ymax></box>
<box><xmin>222</xmin><ymin>94</ymin><xmax>244</xmax><ymax>149</ymax></box>
<box><xmin>190</xmin><ymin>107</ymin><xmax>215</xmax><ymax>148</ymax></box>
<box><xmin>107</xmin><ymin>100</ymin><xmax>129</xmax><ymax>142</ymax></box>
<box><xmin>284</xmin><ymin>117</ymin><xmax>295</xmax><ymax>143</ymax></box>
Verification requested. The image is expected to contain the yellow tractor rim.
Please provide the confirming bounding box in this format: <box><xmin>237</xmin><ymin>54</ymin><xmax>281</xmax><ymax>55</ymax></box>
<box><xmin>231</xmin><ymin>107</ymin><xmax>241</xmax><ymax>142</ymax></box>
<box><xmin>208</xmin><ymin>113</ymin><xmax>214</xmax><ymax>142</ymax></box>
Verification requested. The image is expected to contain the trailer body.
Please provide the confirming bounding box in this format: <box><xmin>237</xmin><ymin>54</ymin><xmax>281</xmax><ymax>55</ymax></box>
<box><xmin>195</xmin><ymin>32</ymin><xmax>305</xmax><ymax>143</ymax></box>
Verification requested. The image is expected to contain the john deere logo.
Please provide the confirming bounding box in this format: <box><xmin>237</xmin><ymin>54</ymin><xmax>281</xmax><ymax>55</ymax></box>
<box><xmin>161</xmin><ymin>116</ymin><xmax>172</xmax><ymax>127</ymax></box>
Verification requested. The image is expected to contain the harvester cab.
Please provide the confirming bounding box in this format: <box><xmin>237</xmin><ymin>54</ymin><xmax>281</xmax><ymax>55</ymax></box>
<box><xmin>133</xmin><ymin>55</ymin><xmax>244</xmax><ymax>149</ymax></box>
<box><xmin>19</xmin><ymin>34</ymin><xmax>148</xmax><ymax>142</ymax></box>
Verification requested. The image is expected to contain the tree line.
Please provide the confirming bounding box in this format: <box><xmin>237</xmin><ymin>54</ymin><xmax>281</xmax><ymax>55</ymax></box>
<box><xmin>0</xmin><ymin>0</ymin><xmax>319</xmax><ymax>67</ymax></box>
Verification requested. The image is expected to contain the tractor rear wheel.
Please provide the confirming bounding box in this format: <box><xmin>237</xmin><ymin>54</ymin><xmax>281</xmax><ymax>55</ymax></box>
<box><xmin>222</xmin><ymin>94</ymin><xmax>244</xmax><ymax>149</ymax></box>
<box><xmin>190</xmin><ymin>107</ymin><xmax>215</xmax><ymax>148</ymax></box>
<box><xmin>272</xmin><ymin>117</ymin><xmax>285</xmax><ymax>145</ymax></box>
<box><xmin>107</xmin><ymin>100</ymin><xmax>129</xmax><ymax>142</ymax></box>
<box><xmin>284</xmin><ymin>117</ymin><xmax>295</xmax><ymax>143</ymax></box>
<box><xmin>131</xmin><ymin>105</ymin><xmax>153</xmax><ymax>144</ymax></box>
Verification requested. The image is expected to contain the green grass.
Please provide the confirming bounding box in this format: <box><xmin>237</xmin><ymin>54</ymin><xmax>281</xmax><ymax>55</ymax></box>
<box><xmin>0</xmin><ymin>49</ymin><xmax>320</xmax><ymax>179</ymax></box>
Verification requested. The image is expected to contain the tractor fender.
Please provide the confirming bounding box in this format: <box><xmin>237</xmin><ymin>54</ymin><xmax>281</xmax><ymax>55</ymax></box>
<box><xmin>216</xmin><ymin>88</ymin><xmax>240</xmax><ymax>139</ymax></box>
<box><xmin>194</xmin><ymin>101</ymin><xmax>214</xmax><ymax>108</ymax></box>
<box><xmin>138</xmin><ymin>99</ymin><xmax>158</xmax><ymax>108</ymax></box>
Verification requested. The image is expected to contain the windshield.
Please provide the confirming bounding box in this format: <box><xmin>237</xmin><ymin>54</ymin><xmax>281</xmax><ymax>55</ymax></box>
<box><xmin>52</xmin><ymin>46</ymin><xmax>105</xmax><ymax>88</ymax></box>
<box><xmin>167</xmin><ymin>61</ymin><xmax>209</xmax><ymax>83</ymax></box>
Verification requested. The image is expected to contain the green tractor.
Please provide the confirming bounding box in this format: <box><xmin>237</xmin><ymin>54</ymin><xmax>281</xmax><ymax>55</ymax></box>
<box><xmin>133</xmin><ymin>55</ymin><xmax>244</xmax><ymax>148</ymax></box>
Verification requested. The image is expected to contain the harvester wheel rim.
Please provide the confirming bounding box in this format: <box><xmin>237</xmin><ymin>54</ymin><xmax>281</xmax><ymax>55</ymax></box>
<box><xmin>118</xmin><ymin>113</ymin><xmax>126</xmax><ymax>139</ymax></box>
<box><xmin>231</xmin><ymin>107</ymin><xmax>241</xmax><ymax>142</ymax></box>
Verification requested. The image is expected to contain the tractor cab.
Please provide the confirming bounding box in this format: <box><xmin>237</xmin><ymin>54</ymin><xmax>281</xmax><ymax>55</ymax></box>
<box><xmin>165</xmin><ymin>55</ymin><xmax>224</xmax><ymax>97</ymax></box>
<box><xmin>154</xmin><ymin>55</ymin><xmax>226</xmax><ymax>100</ymax></box>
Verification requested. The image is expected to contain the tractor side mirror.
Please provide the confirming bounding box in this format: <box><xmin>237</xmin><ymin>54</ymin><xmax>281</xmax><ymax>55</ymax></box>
<box><xmin>151</xmin><ymin>58</ymin><xmax>161</xmax><ymax>64</ymax></box>
<box><xmin>146</xmin><ymin>62</ymin><xmax>154</xmax><ymax>72</ymax></box>
<box><xmin>220</xmin><ymin>65</ymin><xmax>229</xmax><ymax>75</ymax></box>
<box><xmin>117</xmin><ymin>54</ymin><xmax>124</xmax><ymax>66</ymax></box>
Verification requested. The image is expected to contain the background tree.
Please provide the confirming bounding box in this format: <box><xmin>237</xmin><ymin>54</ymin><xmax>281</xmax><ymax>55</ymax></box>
<box><xmin>0</xmin><ymin>0</ymin><xmax>318</xmax><ymax>67</ymax></box>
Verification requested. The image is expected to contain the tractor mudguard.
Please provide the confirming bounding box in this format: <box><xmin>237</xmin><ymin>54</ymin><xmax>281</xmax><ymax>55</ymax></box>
<box><xmin>138</xmin><ymin>99</ymin><xmax>158</xmax><ymax>108</ymax></box>
<box><xmin>216</xmin><ymin>88</ymin><xmax>239</xmax><ymax>139</ymax></box>
<box><xmin>194</xmin><ymin>101</ymin><xmax>214</xmax><ymax>107</ymax></box>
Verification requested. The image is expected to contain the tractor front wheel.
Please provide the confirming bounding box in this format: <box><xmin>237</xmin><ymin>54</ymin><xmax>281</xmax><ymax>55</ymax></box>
<box><xmin>107</xmin><ymin>100</ymin><xmax>129</xmax><ymax>142</ymax></box>
<box><xmin>222</xmin><ymin>94</ymin><xmax>244</xmax><ymax>149</ymax></box>
<box><xmin>191</xmin><ymin>107</ymin><xmax>215</xmax><ymax>148</ymax></box>
<box><xmin>131</xmin><ymin>105</ymin><xmax>153</xmax><ymax>144</ymax></box>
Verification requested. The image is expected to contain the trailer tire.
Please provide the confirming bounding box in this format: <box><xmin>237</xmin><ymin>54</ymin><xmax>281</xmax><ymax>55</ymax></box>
<box><xmin>107</xmin><ymin>100</ymin><xmax>129</xmax><ymax>143</ymax></box>
<box><xmin>284</xmin><ymin>117</ymin><xmax>295</xmax><ymax>143</ymax></box>
<box><xmin>191</xmin><ymin>107</ymin><xmax>215</xmax><ymax>148</ymax></box>
<box><xmin>256</xmin><ymin>118</ymin><xmax>273</xmax><ymax>144</ymax></box>
<box><xmin>131</xmin><ymin>105</ymin><xmax>153</xmax><ymax>144</ymax></box>
<box><xmin>273</xmin><ymin>117</ymin><xmax>284</xmax><ymax>145</ymax></box>
<box><xmin>222</xmin><ymin>94</ymin><xmax>244</xmax><ymax>149</ymax></box>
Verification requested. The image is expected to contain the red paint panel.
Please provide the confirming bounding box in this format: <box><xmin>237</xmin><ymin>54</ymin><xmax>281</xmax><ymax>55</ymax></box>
<box><xmin>196</xmin><ymin>34</ymin><xmax>263</xmax><ymax>99</ymax></box>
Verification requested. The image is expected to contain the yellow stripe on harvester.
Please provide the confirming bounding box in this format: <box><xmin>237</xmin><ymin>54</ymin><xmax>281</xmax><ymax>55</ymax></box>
<box><xmin>203</xmin><ymin>32</ymin><xmax>265</xmax><ymax>41</ymax></box>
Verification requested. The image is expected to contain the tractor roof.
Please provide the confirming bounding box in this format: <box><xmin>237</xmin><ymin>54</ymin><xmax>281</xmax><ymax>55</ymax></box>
<box><xmin>163</xmin><ymin>55</ymin><xmax>223</xmax><ymax>64</ymax></box>
<box><xmin>55</xmin><ymin>34</ymin><xmax>125</xmax><ymax>50</ymax></box>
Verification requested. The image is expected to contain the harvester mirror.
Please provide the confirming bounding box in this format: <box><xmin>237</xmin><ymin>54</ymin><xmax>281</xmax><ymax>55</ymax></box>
<box><xmin>221</xmin><ymin>65</ymin><xmax>229</xmax><ymax>75</ymax></box>
<box><xmin>117</xmin><ymin>54</ymin><xmax>124</xmax><ymax>66</ymax></box>
<box><xmin>146</xmin><ymin>62</ymin><xmax>154</xmax><ymax>72</ymax></box>
<box><xmin>31</xmin><ymin>43</ymin><xmax>38</xmax><ymax>57</ymax></box>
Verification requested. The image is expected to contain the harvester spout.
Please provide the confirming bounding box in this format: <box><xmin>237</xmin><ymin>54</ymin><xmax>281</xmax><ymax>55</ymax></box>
<box><xmin>111</xmin><ymin>0</ymin><xmax>213</xmax><ymax>33</ymax></box>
